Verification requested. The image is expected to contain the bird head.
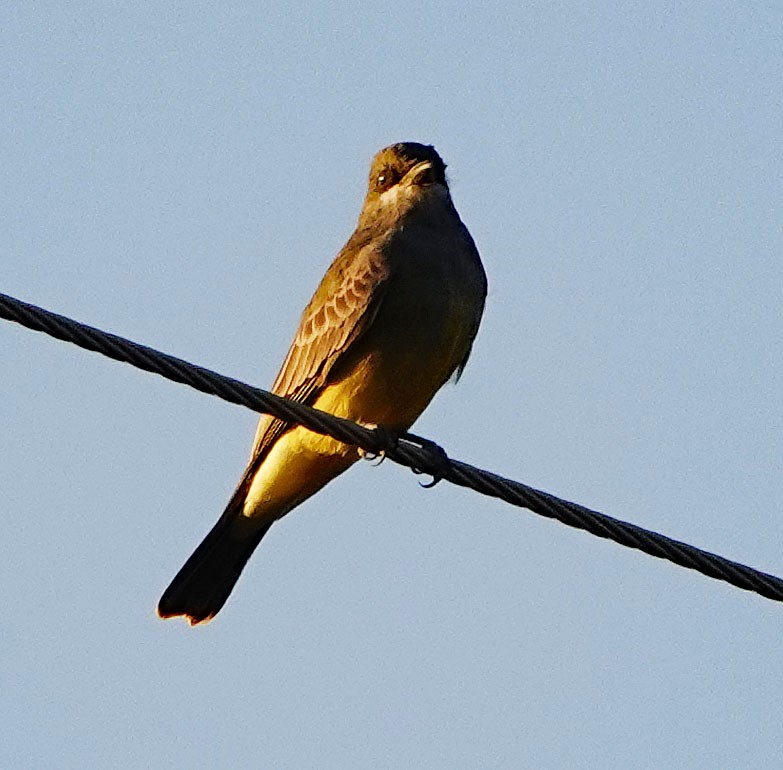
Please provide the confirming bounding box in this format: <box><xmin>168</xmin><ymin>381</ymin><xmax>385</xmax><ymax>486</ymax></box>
<box><xmin>360</xmin><ymin>143</ymin><xmax>451</xmax><ymax>225</ymax></box>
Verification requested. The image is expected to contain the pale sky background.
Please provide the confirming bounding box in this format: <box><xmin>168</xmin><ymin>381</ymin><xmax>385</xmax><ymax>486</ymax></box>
<box><xmin>2</xmin><ymin>3</ymin><xmax>782</xmax><ymax>768</ymax></box>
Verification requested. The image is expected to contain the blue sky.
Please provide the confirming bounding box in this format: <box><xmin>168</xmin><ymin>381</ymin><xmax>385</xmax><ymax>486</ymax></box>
<box><xmin>2</xmin><ymin>3</ymin><xmax>782</xmax><ymax>768</ymax></box>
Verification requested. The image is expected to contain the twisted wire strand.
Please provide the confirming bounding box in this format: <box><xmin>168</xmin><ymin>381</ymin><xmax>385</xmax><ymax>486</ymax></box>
<box><xmin>2</xmin><ymin>290</ymin><xmax>781</xmax><ymax>603</ymax></box>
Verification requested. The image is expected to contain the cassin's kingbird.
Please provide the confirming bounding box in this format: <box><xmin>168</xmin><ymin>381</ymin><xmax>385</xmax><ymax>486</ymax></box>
<box><xmin>158</xmin><ymin>142</ymin><xmax>487</xmax><ymax>624</ymax></box>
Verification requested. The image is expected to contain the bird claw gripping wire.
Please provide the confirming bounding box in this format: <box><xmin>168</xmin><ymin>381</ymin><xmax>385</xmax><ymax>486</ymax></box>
<box><xmin>358</xmin><ymin>426</ymin><xmax>399</xmax><ymax>466</ymax></box>
<box><xmin>401</xmin><ymin>432</ymin><xmax>451</xmax><ymax>488</ymax></box>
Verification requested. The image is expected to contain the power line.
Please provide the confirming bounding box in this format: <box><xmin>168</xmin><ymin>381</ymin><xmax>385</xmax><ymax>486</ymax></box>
<box><xmin>2</xmin><ymin>290</ymin><xmax>781</xmax><ymax>604</ymax></box>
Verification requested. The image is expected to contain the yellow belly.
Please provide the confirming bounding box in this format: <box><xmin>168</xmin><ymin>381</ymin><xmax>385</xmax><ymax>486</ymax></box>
<box><xmin>241</xmin><ymin>346</ymin><xmax>451</xmax><ymax>522</ymax></box>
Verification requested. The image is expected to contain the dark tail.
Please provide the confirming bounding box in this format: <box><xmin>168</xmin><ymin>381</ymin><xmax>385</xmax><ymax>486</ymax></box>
<box><xmin>158</xmin><ymin>496</ymin><xmax>272</xmax><ymax>625</ymax></box>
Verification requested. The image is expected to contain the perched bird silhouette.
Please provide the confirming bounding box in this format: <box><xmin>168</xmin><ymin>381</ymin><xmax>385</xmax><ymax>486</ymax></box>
<box><xmin>158</xmin><ymin>142</ymin><xmax>487</xmax><ymax>624</ymax></box>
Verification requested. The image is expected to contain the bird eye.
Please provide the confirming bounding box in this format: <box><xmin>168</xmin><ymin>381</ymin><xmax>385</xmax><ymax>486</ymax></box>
<box><xmin>374</xmin><ymin>167</ymin><xmax>400</xmax><ymax>193</ymax></box>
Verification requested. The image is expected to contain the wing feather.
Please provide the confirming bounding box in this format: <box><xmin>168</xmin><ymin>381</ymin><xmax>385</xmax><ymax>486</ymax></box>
<box><xmin>249</xmin><ymin>235</ymin><xmax>391</xmax><ymax>460</ymax></box>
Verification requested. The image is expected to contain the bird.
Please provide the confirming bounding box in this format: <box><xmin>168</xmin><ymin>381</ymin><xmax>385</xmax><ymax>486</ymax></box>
<box><xmin>158</xmin><ymin>142</ymin><xmax>487</xmax><ymax>624</ymax></box>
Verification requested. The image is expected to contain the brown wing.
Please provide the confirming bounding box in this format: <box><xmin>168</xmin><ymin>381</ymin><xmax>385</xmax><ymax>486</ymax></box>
<box><xmin>249</xmin><ymin>233</ymin><xmax>392</xmax><ymax>461</ymax></box>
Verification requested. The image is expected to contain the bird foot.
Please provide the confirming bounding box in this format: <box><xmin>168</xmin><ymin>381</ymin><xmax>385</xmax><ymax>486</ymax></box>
<box><xmin>358</xmin><ymin>425</ymin><xmax>400</xmax><ymax>466</ymax></box>
<box><xmin>400</xmin><ymin>432</ymin><xmax>451</xmax><ymax>487</ymax></box>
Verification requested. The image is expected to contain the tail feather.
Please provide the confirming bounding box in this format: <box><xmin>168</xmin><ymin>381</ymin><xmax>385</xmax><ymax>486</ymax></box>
<box><xmin>158</xmin><ymin>502</ymin><xmax>272</xmax><ymax>625</ymax></box>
